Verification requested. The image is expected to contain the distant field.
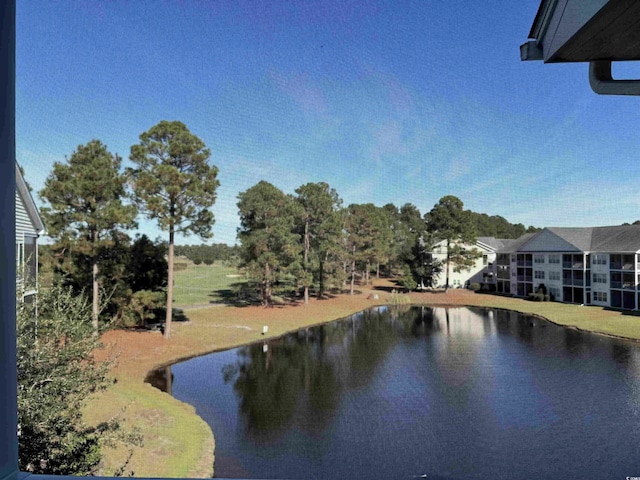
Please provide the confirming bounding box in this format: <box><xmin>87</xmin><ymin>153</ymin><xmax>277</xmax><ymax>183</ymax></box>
<box><xmin>172</xmin><ymin>261</ymin><xmax>247</xmax><ymax>307</ymax></box>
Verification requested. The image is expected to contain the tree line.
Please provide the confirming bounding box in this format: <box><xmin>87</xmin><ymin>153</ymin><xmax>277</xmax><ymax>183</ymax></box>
<box><xmin>174</xmin><ymin>243</ymin><xmax>240</xmax><ymax>265</ymax></box>
<box><xmin>36</xmin><ymin>118</ymin><xmax>537</xmax><ymax>335</ymax></box>
<box><xmin>236</xmin><ymin>182</ymin><xmax>538</xmax><ymax>304</ymax></box>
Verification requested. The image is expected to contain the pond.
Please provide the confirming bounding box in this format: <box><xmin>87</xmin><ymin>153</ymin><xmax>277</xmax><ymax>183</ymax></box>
<box><xmin>147</xmin><ymin>306</ymin><xmax>640</xmax><ymax>479</ymax></box>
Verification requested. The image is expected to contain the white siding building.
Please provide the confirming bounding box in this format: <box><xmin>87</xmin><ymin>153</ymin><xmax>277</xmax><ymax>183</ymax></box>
<box><xmin>428</xmin><ymin>237</ymin><xmax>501</xmax><ymax>289</ymax></box>
<box><xmin>494</xmin><ymin>226</ymin><xmax>640</xmax><ymax>311</ymax></box>
<box><xmin>15</xmin><ymin>165</ymin><xmax>45</xmax><ymax>301</ymax></box>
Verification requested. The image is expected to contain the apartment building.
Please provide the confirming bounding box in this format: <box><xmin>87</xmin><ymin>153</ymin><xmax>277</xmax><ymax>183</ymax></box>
<box><xmin>492</xmin><ymin>226</ymin><xmax>640</xmax><ymax>310</ymax></box>
<box><xmin>428</xmin><ymin>237</ymin><xmax>502</xmax><ymax>288</ymax></box>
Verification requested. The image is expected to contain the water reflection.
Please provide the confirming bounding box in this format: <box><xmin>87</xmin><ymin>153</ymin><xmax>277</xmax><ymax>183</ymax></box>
<box><xmin>147</xmin><ymin>306</ymin><xmax>640</xmax><ymax>480</ymax></box>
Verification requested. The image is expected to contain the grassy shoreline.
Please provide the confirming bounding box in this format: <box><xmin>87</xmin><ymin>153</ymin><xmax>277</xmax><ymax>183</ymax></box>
<box><xmin>84</xmin><ymin>281</ymin><xmax>640</xmax><ymax>477</ymax></box>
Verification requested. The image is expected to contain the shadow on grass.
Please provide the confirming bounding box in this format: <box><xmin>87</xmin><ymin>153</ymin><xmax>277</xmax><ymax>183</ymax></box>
<box><xmin>604</xmin><ymin>306</ymin><xmax>640</xmax><ymax>317</ymax></box>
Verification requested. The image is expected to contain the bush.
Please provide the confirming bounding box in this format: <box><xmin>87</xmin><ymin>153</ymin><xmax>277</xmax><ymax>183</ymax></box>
<box><xmin>544</xmin><ymin>294</ymin><xmax>550</xmax><ymax>302</ymax></box>
<box><xmin>17</xmin><ymin>285</ymin><xmax>141</xmax><ymax>475</ymax></box>
<box><xmin>193</xmin><ymin>258</ymin><xmax>203</xmax><ymax>265</ymax></box>
<box><xmin>174</xmin><ymin>262</ymin><xmax>188</xmax><ymax>271</ymax></box>
<box><xmin>469</xmin><ymin>283</ymin><xmax>481</xmax><ymax>292</ymax></box>
<box><xmin>122</xmin><ymin>290</ymin><xmax>165</xmax><ymax>327</ymax></box>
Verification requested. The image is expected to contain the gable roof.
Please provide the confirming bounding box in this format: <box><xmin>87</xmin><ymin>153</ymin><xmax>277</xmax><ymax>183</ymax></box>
<box><xmin>590</xmin><ymin>225</ymin><xmax>640</xmax><ymax>253</ymax></box>
<box><xmin>546</xmin><ymin>227</ymin><xmax>593</xmax><ymax>251</ymax></box>
<box><xmin>497</xmin><ymin>233</ymin><xmax>537</xmax><ymax>253</ymax></box>
<box><xmin>16</xmin><ymin>164</ymin><xmax>45</xmax><ymax>235</ymax></box>
<box><xmin>502</xmin><ymin>226</ymin><xmax>640</xmax><ymax>254</ymax></box>
<box><xmin>476</xmin><ymin>237</ymin><xmax>505</xmax><ymax>251</ymax></box>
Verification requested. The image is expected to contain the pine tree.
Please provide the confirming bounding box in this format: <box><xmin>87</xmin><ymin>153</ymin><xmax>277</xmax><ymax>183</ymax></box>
<box><xmin>129</xmin><ymin>120</ymin><xmax>219</xmax><ymax>339</ymax></box>
<box><xmin>294</xmin><ymin>182</ymin><xmax>342</xmax><ymax>303</ymax></box>
<box><xmin>237</xmin><ymin>181</ymin><xmax>301</xmax><ymax>305</ymax></box>
<box><xmin>425</xmin><ymin>195</ymin><xmax>480</xmax><ymax>292</ymax></box>
<box><xmin>40</xmin><ymin>140</ymin><xmax>137</xmax><ymax>335</ymax></box>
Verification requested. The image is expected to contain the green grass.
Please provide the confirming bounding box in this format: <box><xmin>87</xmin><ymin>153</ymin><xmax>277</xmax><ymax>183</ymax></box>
<box><xmin>84</xmin><ymin>381</ymin><xmax>214</xmax><ymax>478</ymax></box>
<box><xmin>172</xmin><ymin>261</ymin><xmax>247</xmax><ymax>306</ymax></box>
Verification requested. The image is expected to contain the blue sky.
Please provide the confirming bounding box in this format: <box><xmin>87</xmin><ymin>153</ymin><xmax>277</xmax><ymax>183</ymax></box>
<box><xmin>16</xmin><ymin>1</ymin><xmax>640</xmax><ymax>245</ymax></box>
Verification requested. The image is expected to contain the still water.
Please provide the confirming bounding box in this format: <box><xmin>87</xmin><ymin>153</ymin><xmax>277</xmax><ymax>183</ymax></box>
<box><xmin>148</xmin><ymin>306</ymin><xmax>640</xmax><ymax>479</ymax></box>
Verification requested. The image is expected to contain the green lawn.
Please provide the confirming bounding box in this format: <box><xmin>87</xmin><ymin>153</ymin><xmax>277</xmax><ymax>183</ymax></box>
<box><xmin>172</xmin><ymin>262</ymin><xmax>247</xmax><ymax>307</ymax></box>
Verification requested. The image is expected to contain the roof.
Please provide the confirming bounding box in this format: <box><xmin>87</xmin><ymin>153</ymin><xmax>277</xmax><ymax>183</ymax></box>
<box><xmin>503</xmin><ymin>226</ymin><xmax>640</xmax><ymax>254</ymax></box>
<box><xmin>522</xmin><ymin>1</ymin><xmax>640</xmax><ymax>95</ymax></box>
<box><xmin>476</xmin><ymin>237</ymin><xmax>505</xmax><ymax>250</ymax></box>
<box><xmin>497</xmin><ymin>233</ymin><xmax>537</xmax><ymax>253</ymax></box>
<box><xmin>16</xmin><ymin>164</ymin><xmax>45</xmax><ymax>235</ymax></box>
<box><xmin>525</xmin><ymin>0</ymin><xmax>640</xmax><ymax>63</ymax></box>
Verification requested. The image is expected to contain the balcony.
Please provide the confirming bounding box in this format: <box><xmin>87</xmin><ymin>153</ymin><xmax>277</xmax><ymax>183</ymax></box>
<box><xmin>563</xmin><ymin>261</ymin><xmax>584</xmax><ymax>269</ymax></box>
<box><xmin>611</xmin><ymin>262</ymin><xmax>635</xmax><ymax>271</ymax></box>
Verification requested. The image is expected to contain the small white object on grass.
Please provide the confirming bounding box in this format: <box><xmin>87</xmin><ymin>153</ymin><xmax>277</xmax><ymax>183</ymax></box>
<box><xmin>262</xmin><ymin>325</ymin><xmax>268</xmax><ymax>335</ymax></box>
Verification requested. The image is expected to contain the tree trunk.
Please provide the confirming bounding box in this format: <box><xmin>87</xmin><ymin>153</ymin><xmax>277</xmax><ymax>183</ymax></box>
<box><xmin>264</xmin><ymin>262</ymin><xmax>272</xmax><ymax>306</ymax></box>
<box><xmin>165</xmin><ymin>225</ymin><xmax>174</xmax><ymax>339</ymax></box>
<box><xmin>350</xmin><ymin>245</ymin><xmax>356</xmax><ymax>295</ymax></box>
<box><xmin>92</xmin><ymin>254</ymin><xmax>99</xmax><ymax>337</ymax></box>
<box><xmin>318</xmin><ymin>258</ymin><xmax>324</xmax><ymax>299</ymax></box>
<box><xmin>350</xmin><ymin>262</ymin><xmax>356</xmax><ymax>295</ymax></box>
<box><xmin>445</xmin><ymin>239</ymin><xmax>451</xmax><ymax>293</ymax></box>
<box><xmin>303</xmin><ymin>219</ymin><xmax>309</xmax><ymax>305</ymax></box>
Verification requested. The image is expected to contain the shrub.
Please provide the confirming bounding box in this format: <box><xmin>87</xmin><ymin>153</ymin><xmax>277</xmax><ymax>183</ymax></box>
<box><xmin>527</xmin><ymin>293</ymin><xmax>545</xmax><ymax>301</ymax></box>
<box><xmin>193</xmin><ymin>257</ymin><xmax>203</xmax><ymax>265</ymax></box>
<box><xmin>389</xmin><ymin>292</ymin><xmax>411</xmax><ymax>305</ymax></box>
<box><xmin>124</xmin><ymin>290</ymin><xmax>165</xmax><ymax>327</ymax></box>
<box><xmin>397</xmin><ymin>265</ymin><xmax>417</xmax><ymax>292</ymax></box>
<box><xmin>173</xmin><ymin>262</ymin><xmax>188</xmax><ymax>271</ymax></box>
<box><xmin>17</xmin><ymin>285</ymin><xmax>141</xmax><ymax>475</ymax></box>
<box><xmin>544</xmin><ymin>294</ymin><xmax>551</xmax><ymax>302</ymax></box>
<box><xmin>469</xmin><ymin>283</ymin><xmax>481</xmax><ymax>292</ymax></box>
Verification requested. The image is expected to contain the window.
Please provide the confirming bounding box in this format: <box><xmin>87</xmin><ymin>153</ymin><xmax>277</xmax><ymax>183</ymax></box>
<box><xmin>549</xmin><ymin>287</ymin><xmax>560</xmax><ymax>299</ymax></box>
<box><xmin>483</xmin><ymin>254</ymin><xmax>488</xmax><ymax>266</ymax></box>
<box><xmin>548</xmin><ymin>255</ymin><xmax>560</xmax><ymax>264</ymax></box>
<box><xmin>593</xmin><ymin>254</ymin><xmax>607</xmax><ymax>265</ymax></box>
<box><xmin>549</xmin><ymin>271</ymin><xmax>560</xmax><ymax>281</ymax></box>
<box><xmin>593</xmin><ymin>291</ymin><xmax>608</xmax><ymax>302</ymax></box>
<box><xmin>535</xmin><ymin>270</ymin><xmax>545</xmax><ymax>279</ymax></box>
<box><xmin>534</xmin><ymin>255</ymin><xmax>545</xmax><ymax>264</ymax></box>
<box><xmin>593</xmin><ymin>273</ymin><xmax>607</xmax><ymax>284</ymax></box>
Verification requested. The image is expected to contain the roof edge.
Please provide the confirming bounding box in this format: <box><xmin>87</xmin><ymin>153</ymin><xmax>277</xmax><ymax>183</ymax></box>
<box><xmin>16</xmin><ymin>164</ymin><xmax>45</xmax><ymax>235</ymax></box>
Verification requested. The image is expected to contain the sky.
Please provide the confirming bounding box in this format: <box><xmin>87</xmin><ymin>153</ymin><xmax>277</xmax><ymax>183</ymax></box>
<box><xmin>16</xmin><ymin>1</ymin><xmax>640</xmax><ymax>246</ymax></box>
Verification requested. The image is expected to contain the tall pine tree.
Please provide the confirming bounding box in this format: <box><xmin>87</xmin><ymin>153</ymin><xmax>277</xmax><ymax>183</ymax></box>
<box><xmin>294</xmin><ymin>182</ymin><xmax>342</xmax><ymax>303</ymax></box>
<box><xmin>40</xmin><ymin>140</ymin><xmax>137</xmax><ymax>335</ymax></box>
<box><xmin>129</xmin><ymin>121</ymin><xmax>219</xmax><ymax>339</ymax></box>
<box><xmin>425</xmin><ymin>195</ymin><xmax>480</xmax><ymax>292</ymax></box>
<box><xmin>237</xmin><ymin>181</ymin><xmax>301</xmax><ymax>306</ymax></box>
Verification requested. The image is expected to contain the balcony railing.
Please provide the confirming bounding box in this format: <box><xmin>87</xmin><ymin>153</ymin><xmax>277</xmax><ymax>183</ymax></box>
<box><xmin>611</xmin><ymin>281</ymin><xmax>623</xmax><ymax>289</ymax></box>
<box><xmin>563</xmin><ymin>262</ymin><xmax>584</xmax><ymax>269</ymax></box>
<box><xmin>610</xmin><ymin>262</ymin><xmax>635</xmax><ymax>270</ymax></box>
<box><xmin>517</xmin><ymin>276</ymin><xmax>533</xmax><ymax>282</ymax></box>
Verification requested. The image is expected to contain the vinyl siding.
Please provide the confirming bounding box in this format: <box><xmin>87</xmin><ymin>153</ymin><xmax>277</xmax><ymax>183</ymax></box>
<box><xmin>15</xmin><ymin>190</ymin><xmax>37</xmax><ymax>243</ymax></box>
